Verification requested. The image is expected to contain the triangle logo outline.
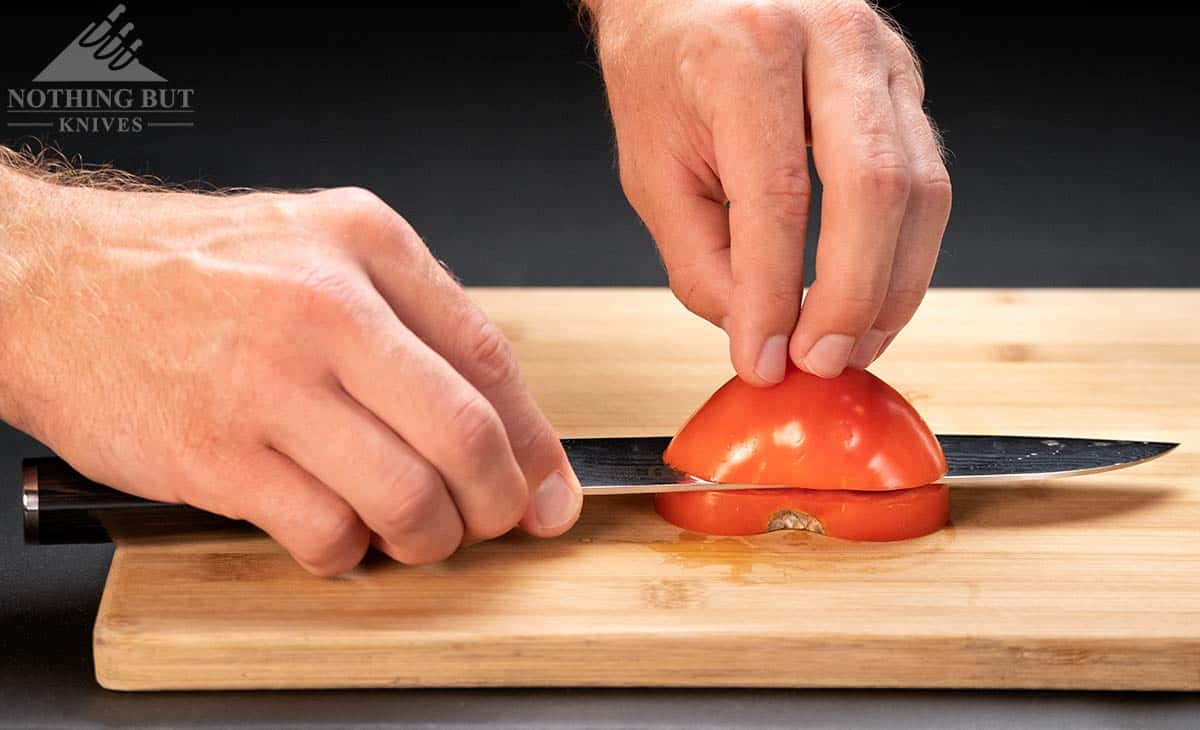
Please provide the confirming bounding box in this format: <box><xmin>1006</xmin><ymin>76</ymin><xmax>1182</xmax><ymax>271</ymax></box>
<box><xmin>33</xmin><ymin>4</ymin><xmax>167</xmax><ymax>83</ymax></box>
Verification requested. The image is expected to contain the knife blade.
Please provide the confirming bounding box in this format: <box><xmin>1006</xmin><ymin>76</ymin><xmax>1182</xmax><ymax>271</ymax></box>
<box><xmin>564</xmin><ymin>435</ymin><xmax>1179</xmax><ymax>495</ymax></box>
<box><xmin>21</xmin><ymin>435</ymin><xmax>1178</xmax><ymax>544</ymax></box>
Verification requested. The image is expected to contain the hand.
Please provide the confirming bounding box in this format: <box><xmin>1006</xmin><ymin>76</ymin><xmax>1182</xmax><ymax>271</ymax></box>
<box><xmin>589</xmin><ymin>0</ymin><xmax>952</xmax><ymax>384</ymax></box>
<box><xmin>0</xmin><ymin>171</ymin><xmax>583</xmax><ymax>575</ymax></box>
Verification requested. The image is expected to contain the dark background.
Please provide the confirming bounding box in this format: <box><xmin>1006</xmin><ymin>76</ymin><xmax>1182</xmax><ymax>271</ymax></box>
<box><xmin>2</xmin><ymin>2</ymin><xmax>1198</xmax><ymax>728</ymax></box>
<box><xmin>3</xmin><ymin>2</ymin><xmax>1198</xmax><ymax>287</ymax></box>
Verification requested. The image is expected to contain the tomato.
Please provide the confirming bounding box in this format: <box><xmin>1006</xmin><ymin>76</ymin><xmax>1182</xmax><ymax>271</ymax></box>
<box><xmin>663</xmin><ymin>365</ymin><xmax>946</xmax><ymax>491</ymax></box>
<box><xmin>657</xmin><ymin>366</ymin><xmax>949</xmax><ymax>541</ymax></box>
<box><xmin>653</xmin><ymin>484</ymin><xmax>949</xmax><ymax>541</ymax></box>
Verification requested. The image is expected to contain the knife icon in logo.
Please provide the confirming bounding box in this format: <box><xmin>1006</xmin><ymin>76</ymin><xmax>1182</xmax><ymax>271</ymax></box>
<box><xmin>34</xmin><ymin>5</ymin><xmax>166</xmax><ymax>82</ymax></box>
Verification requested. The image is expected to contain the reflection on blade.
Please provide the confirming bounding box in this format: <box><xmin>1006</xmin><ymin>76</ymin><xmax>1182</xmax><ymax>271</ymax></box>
<box><xmin>562</xmin><ymin>435</ymin><xmax>1179</xmax><ymax>494</ymax></box>
<box><xmin>935</xmin><ymin>435</ymin><xmax>1178</xmax><ymax>485</ymax></box>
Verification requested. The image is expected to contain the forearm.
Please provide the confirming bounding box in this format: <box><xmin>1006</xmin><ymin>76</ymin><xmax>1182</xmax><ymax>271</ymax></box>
<box><xmin>0</xmin><ymin>155</ymin><xmax>26</xmax><ymax>288</ymax></box>
<box><xmin>0</xmin><ymin>158</ymin><xmax>32</xmax><ymax>429</ymax></box>
<box><xmin>0</xmin><ymin>152</ymin><xmax>69</xmax><ymax>433</ymax></box>
<box><xmin>0</xmin><ymin>152</ymin><xmax>62</xmax><ymax>286</ymax></box>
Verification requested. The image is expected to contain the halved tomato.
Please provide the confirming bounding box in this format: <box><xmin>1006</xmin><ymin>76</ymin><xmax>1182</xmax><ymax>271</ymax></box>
<box><xmin>663</xmin><ymin>366</ymin><xmax>946</xmax><ymax>490</ymax></box>
<box><xmin>657</xmin><ymin>366</ymin><xmax>949</xmax><ymax>541</ymax></box>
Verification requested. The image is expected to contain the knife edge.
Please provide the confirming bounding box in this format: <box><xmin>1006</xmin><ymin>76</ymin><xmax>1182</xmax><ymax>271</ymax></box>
<box><xmin>565</xmin><ymin>435</ymin><xmax>1179</xmax><ymax>494</ymax></box>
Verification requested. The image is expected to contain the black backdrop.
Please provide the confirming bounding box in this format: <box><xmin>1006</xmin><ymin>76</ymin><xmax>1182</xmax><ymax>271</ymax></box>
<box><xmin>2</xmin><ymin>2</ymin><xmax>1198</xmax><ymax>287</ymax></box>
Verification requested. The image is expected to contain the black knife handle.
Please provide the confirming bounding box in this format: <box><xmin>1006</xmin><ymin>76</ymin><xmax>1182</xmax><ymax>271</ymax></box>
<box><xmin>22</xmin><ymin>457</ymin><xmax>238</xmax><ymax>544</ymax></box>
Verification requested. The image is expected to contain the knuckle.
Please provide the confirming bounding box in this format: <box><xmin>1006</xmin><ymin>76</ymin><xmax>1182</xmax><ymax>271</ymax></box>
<box><xmin>822</xmin><ymin>1</ymin><xmax>883</xmax><ymax>48</ymax></box>
<box><xmin>471</xmin><ymin>492</ymin><xmax>527</xmax><ymax>542</ymax></box>
<box><xmin>750</xmin><ymin>286</ymin><xmax>803</xmax><ymax>311</ymax></box>
<box><xmin>832</xmin><ymin>285</ymin><xmax>888</xmax><ymax>321</ymax></box>
<box><xmin>889</xmin><ymin>62</ymin><xmax>924</xmax><ymax>101</ymax></box>
<box><xmin>507</xmin><ymin>410</ymin><xmax>556</xmax><ymax>465</ymax></box>
<box><xmin>286</xmin><ymin>265</ymin><xmax>366</xmax><ymax>324</ymax></box>
<box><xmin>913</xmin><ymin>162</ymin><xmax>953</xmax><ymax>210</ymax></box>
<box><xmin>853</xmin><ymin>151</ymin><xmax>911</xmax><ymax>205</ymax></box>
<box><xmin>885</xmin><ymin>37</ymin><xmax>924</xmax><ymax>99</ymax></box>
<box><xmin>462</xmin><ymin>318</ymin><xmax>520</xmax><ymax>392</ymax></box>
<box><xmin>321</xmin><ymin>186</ymin><xmax>417</xmax><ymax>250</ymax></box>
<box><xmin>448</xmin><ymin>393</ymin><xmax>505</xmax><ymax>458</ymax></box>
<box><xmin>376</xmin><ymin>461</ymin><xmax>448</xmax><ymax>537</ymax></box>
<box><xmin>722</xmin><ymin>1</ymin><xmax>798</xmax><ymax>51</ymax></box>
<box><xmin>324</xmin><ymin>185</ymin><xmax>389</xmax><ymax>218</ymax></box>
<box><xmin>294</xmin><ymin>502</ymin><xmax>363</xmax><ymax>573</ymax></box>
<box><xmin>882</xmin><ymin>286</ymin><xmax>927</xmax><ymax>319</ymax></box>
<box><xmin>753</xmin><ymin>162</ymin><xmax>814</xmax><ymax>220</ymax></box>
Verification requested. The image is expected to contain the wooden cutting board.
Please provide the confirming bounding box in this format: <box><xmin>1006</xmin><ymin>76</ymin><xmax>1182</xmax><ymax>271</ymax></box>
<box><xmin>94</xmin><ymin>289</ymin><xmax>1200</xmax><ymax>691</ymax></box>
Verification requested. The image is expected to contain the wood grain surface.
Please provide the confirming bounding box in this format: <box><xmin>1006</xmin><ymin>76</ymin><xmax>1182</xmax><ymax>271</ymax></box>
<box><xmin>94</xmin><ymin>289</ymin><xmax>1200</xmax><ymax>690</ymax></box>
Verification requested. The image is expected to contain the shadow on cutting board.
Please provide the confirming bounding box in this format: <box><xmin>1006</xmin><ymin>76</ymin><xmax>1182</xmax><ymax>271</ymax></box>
<box><xmin>950</xmin><ymin>483</ymin><xmax>1174</xmax><ymax>528</ymax></box>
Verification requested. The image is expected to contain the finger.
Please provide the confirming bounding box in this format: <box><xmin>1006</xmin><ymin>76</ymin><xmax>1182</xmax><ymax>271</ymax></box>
<box><xmin>707</xmin><ymin>38</ymin><xmax>810</xmax><ymax>386</ymax></box>
<box><xmin>849</xmin><ymin>61</ymin><xmax>951</xmax><ymax>368</ymax></box>
<box><xmin>267</xmin><ymin>385</ymin><xmax>465</xmax><ymax>565</ymax></box>
<box><xmin>188</xmin><ymin>449</ymin><xmax>370</xmax><ymax>577</ymax></box>
<box><xmin>339</xmin><ymin>197</ymin><xmax>584</xmax><ymax>537</ymax></box>
<box><xmin>326</xmin><ymin>283</ymin><xmax>532</xmax><ymax>544</ymax></box>
<box><xmin>789</xmin><ymin>10</ymin><xmax>910</xmax><ymax>378</ymax></box>
<box><xmin>623</xmin><ymin>160</ymin><xmax>733</xmax><ymax>328</ymax></box>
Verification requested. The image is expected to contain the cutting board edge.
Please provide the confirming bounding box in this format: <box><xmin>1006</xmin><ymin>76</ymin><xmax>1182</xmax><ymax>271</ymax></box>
<box><xmin>93</xmin><ymin>613</ymin><xmax>1200</xmax><ymax>692</ymax></box>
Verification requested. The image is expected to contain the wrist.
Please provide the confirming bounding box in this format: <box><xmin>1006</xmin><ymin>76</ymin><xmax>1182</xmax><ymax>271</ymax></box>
<box><xmin>584</xmin><ymin>0</ymin><xmax>690</xmax><ymax>73</ymax></box>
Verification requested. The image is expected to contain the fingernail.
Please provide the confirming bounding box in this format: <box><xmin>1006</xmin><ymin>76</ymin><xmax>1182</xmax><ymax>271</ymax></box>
<box><xmin>800</xmin><ymin>334</ymin><xmax>856</xmax><ymax>378</ymax></box>
<box><xmin>532</xmin><ymin>471</ymin><xmax>582</xmax><ymax>531</ymax></box>
<box><xmin>754</xmin><ymin>334</ymin><xmax>790</xmax><ymax>384</ymax></box>
<box><xmin>848</xmin><ymin>329</ymin><xmax>889</xmax><ymax>369</ymax></box>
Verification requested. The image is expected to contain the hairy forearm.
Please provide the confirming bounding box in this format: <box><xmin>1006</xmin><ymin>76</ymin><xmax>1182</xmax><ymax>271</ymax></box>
<box><xmin>0</xmin><ymin>161</ymin><xmax>26</xmax><ymax>428</ymax></box>
<box><xmin>0</xmin><ymin>154</ymin><xmax>29</xmax><ymax>280</ymax></box>
<box><xmin>0</xmin><ymin>151</ymin><xmax>65</xmax><ymax>279</ymax></box>
<box><xmin>0</xmin><ymin>151</ymin><xmax>75</xmax><ymax>432</ymax></box>
<box><xmin>0</xmin><ymin>156</ymin><xmax>37</xmax><ymax>429</ymax></box>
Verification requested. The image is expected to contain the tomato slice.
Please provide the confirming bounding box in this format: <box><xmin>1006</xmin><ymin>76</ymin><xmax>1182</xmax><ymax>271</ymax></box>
<box><xmin>653</xmin><ymin>484</ymin><xmax>949</xmax><ymax>541</ymax></box>
<box><xmin>663</xmin><ymin>365</ymin><xmax>946</xmax><ymax>491</ymax></box>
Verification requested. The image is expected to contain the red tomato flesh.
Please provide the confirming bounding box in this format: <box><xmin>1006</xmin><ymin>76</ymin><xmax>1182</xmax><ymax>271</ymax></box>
<box><xmin>653</xmin><ymin>484</ymin><xmax>949</xmax><ymax>541</ymax></box>
<box><xmin>664</xmin><ymin>366</ymin><xmax>946</xmax><ymax>491</ymax></box>
<box><xmin>658</xmin><ymin>366</ymin><xmax>949</xmax><ymax>541</ymax></box>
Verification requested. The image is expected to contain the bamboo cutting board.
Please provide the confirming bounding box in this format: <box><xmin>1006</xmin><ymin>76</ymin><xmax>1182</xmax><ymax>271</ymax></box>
<box><xmin>94</xmin><ymin>289</ymin><xmax>1200</xmax><ymax>691</ymax></box>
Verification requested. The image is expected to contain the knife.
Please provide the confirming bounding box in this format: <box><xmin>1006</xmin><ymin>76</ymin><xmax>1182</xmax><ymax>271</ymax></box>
<box><xmin>21</xmin><ymin>435</ymin><xmax>1177</xmax><ymax>544</ymax></box>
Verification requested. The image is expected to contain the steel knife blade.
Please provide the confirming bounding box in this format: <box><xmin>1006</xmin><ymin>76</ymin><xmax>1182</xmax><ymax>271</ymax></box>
<box><xmin>564</xmin><ymin>435</ymin><xmax>1179</xmax><ymax>495</ymax></box>
<box><xmin>20</xmin><ymin>436</ymin><xmax>1179</xmax><ymax>544</ymax></box>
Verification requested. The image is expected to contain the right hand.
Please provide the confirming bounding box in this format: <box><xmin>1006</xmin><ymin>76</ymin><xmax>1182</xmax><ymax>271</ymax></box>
<box><xmin>0</xmin><ymin>178</ymin><xmax>583</xmax><ymax>575</ymax></box>
<box><xmin>590</xmin><ymin>0</ymin><xmax>952</xmax><ymax>384</ymax></box>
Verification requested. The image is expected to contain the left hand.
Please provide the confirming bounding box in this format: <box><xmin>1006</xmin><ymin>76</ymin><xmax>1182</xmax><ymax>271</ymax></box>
<box><xmin>587</xmin><ymin>0</ymin><xmax>952</xmax><ymax>384</ymax></box>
